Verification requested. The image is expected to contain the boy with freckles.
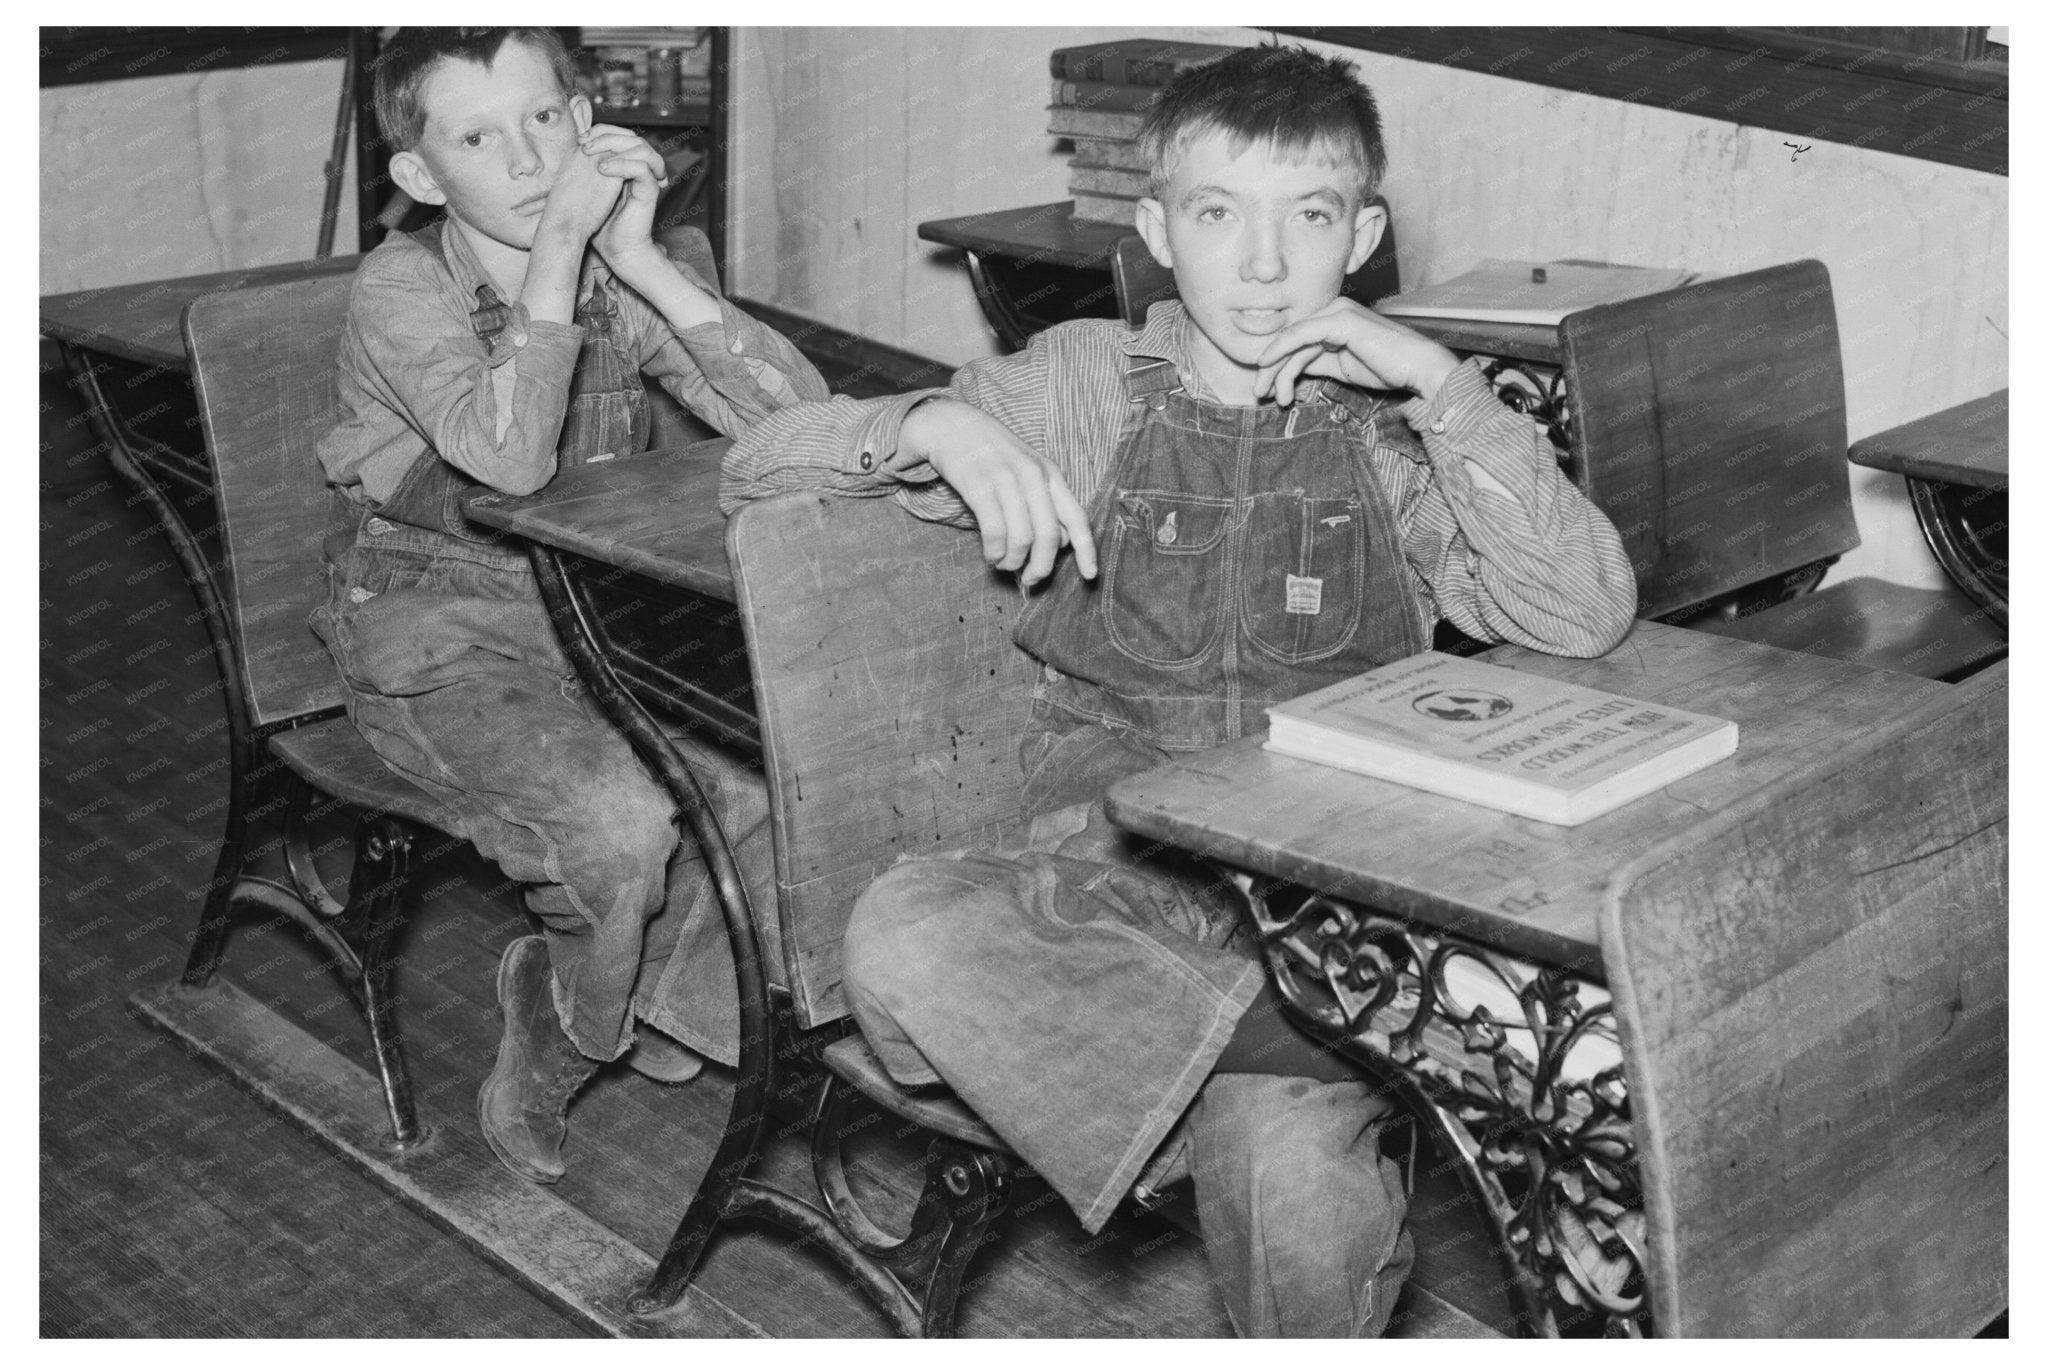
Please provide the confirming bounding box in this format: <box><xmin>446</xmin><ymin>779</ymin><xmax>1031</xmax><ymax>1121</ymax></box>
<box><xmin>312</xmin><ymin>29</ymin><xmax>826</xmax><ymax>1185</ymax></box>
<box><xmin>725</xmin><ymin>44</ymin><xmax>1635</xmax><ymax>1334</ymax></box>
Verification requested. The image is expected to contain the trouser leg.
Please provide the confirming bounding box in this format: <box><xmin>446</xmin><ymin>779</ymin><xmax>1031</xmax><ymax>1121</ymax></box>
<box><xmin>336</xmin><ymin>645</ymin><xmax>678</xmax><ymax>1062</ymax></box>
<box><xmin>626</xmin><ymin>730</ymin><xmax>772</xmax><ymax>1068</ymax></box>
<box><xmin>839</xmin><ymin>803</ymin><xmax>1265</xmax><ymax>1235</ymax></box>
<box><xmin>1187</xmin><ymin>1072</ymin><xmax>1415</xmax><ymax>1338</ymax></box>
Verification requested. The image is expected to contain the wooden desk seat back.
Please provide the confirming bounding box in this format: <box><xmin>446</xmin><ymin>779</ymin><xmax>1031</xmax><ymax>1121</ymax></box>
<box><xmin>1110</xmin><ymin>194</ymin><xmax>1401</xmax><ymax>327</ymax></box>
<box><xmin>1603</xmin><ymin>661</ymin><xmax>2007</xmax><ymax>1336</ymax></box>
<box><xmin>727</xmin><ymin>493</ymin><xmax>1042</xmax><ymax>1028</ymax></box>
<box><xmin>1561</xmin><ymin>260</ymin><xmax>1860</xmax><ymax>620</ymax></box>
<box><xmin>183</xmin><ymin>275</ymin><xmax>356</xmax><ymax>727</ymax></box>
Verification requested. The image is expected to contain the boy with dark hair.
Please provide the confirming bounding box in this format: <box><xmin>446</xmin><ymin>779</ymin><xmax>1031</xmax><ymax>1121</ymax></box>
<box><xmin>313</xmin><ymin>27</ymin><xmax>828</xmax><ymax>1185</ymax></box>
<box><xmin>723</xmin><ymin>43</ymin><xmax>1634</xmax><ymax>1335</ymax></box>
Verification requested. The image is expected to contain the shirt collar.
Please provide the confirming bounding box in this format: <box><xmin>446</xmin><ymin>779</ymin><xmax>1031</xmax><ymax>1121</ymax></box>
<box><xmin>1117</xmin><ymin>297</ymin><xmax>1368</xmax><ymax>412</ymax></box>
<box><xmin>437</xmin><ymin>214</ymin><xmax>607</xmax><ymax>308</ymax></box>
<box><xmin>1120</xmin><ymin>298</ymin><xmax>1192</xmax><ymax>370</ymax></box>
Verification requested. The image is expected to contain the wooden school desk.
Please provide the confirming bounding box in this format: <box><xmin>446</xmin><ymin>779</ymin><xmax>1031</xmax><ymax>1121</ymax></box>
<box><xmin>1104</xmin><ymin>622</ymin><xmax>2008</xmax><ymax>1337</ymax></box>
<box><xmin>463</xmin><ymin>443</ymin><xmax>752</xmax><ymax>751</ymax></box>
<box><xmin>40</xmin><ymin>257</ymin><xmax>366</xmax><ymax>598</ymax></box>
<box><xmin>471</xmin><ymin>446</ymin><xmax>2007</xmax><ymax>1336</ymax></box>
<box><xmin>1847</xmin><ymin>389</ymin><xmax>2009</xmax><ymax>630</ymax></box>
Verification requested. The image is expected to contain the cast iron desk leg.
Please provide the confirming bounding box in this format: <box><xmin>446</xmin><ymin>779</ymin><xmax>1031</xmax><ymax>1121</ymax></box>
<box><xmin>1239</xmin><ymin>875</ymin><xmax>1651</xmax><ymax>1338</ymax></box>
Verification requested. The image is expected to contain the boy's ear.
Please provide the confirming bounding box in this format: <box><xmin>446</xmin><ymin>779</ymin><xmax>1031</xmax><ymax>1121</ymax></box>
<box><xmin>1347</xmin><ymin>199</ymin><xmax>1388</xmax><ymax>276</ymax></box>
<box><xmin>1135</xmin><ymin>197</ymin><xmax>1173</xmax><ymax>269</ymax></box>
<box><xmin>571</xmin><ymin>92</ymin><xmax>593</xmax><ymax>135</ymax></box>
<box><xmin>388</xmin><ymin>150</ymin><xmax>446</xmax><ymax>208</ymax></box>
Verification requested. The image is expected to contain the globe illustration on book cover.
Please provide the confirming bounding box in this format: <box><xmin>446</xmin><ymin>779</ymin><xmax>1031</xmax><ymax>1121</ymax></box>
<box><xmin>1413</xmin><ymin>689</ymin><xmax>1514</xmax><ymax>722</ymax></box>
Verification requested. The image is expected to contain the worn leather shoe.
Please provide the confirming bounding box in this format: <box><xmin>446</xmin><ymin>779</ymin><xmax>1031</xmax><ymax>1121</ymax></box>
<box><xmin>623</xmin><ymin>1024</ymin><xmax>706</xmax><ymax>1084</ymax></box>
<box><xmin>478</xmin><ymin>936</ymin><xmax>600</xmax><ymax>1184</ymax></box>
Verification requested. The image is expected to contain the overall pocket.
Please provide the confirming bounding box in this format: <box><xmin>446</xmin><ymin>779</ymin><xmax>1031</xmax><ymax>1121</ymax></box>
<box><xmin>1240</xmin><ymin>491</ymin><xmax>1367</xmax><ymax>663</ymax></box>
<box><xmin>1102</xmin><ymin>491</ymin><xmax>1232</xmax><ymax>667</ymax></box>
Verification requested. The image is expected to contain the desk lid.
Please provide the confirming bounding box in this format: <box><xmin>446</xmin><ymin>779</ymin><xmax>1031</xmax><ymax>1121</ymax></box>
<box><xmin>1105</xmin><ymin>620</ymin><xmax>1945</xmax><ymax>974</ymax></box>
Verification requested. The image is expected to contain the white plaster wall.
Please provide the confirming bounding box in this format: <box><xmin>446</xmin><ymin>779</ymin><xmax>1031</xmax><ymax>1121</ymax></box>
<box><xmin>40</xmin><ymin>60</ymin><xmax>359</xmax><ymax>296</ymax></box>
<box><xmin>727</xmin><ymin>26</ymin><xmax>2008</xmax><ymax>589</ymax></box>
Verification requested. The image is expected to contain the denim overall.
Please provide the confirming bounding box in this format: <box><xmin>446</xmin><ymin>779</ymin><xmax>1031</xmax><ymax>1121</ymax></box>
<box><xmin>311</xmin><ymin>225</ymin><xmax>762</xmax><ymax>1065</ymax></box>
<box><xmin>841</xmin><ymin>358</ymin><xmax>1428</xmax><ymax>1334</ymax></box>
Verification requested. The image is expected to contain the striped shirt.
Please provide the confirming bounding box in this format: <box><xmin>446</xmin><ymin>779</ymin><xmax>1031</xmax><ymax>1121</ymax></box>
<box><xmin>722</xmin><ymin>302</ymin><xmax>1636</xmax><ymax>657</ymax></box>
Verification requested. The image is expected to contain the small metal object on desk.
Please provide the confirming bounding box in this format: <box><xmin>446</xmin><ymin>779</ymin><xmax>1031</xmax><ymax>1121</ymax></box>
<box><xmin>1532</xmin><ymin>267</ymin><xmax>1547</xmax><ymax>284</ymax></box>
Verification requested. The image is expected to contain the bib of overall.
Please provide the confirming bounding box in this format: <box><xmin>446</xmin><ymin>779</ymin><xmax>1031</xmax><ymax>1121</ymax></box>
<box><xmin>312</xmin><ymin>224</ymin><xmax>761</xmax><ymax>1065</ymax></box>
<box><xmin>841</xmin><ymin>352</ymin><xmax>1434</xmax><ymax>1260</ymax></box>
<box><xmin>1014</xmin><ymin>354</ymin><xmax>1432</xmax><ymax>808</ymax></box>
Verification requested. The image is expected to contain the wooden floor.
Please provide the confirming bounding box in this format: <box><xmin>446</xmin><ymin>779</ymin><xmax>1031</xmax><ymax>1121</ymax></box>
<box><xmin>39</xmin><ymin>334</ymin><xmax>1511</xmax><ymax>1339</ymax></box>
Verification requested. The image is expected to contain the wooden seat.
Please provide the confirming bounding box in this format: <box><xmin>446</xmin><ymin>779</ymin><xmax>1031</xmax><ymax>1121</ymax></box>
<box><xmin>1604</xmin><ymin>661</ymin><xmax>2007</xmax><ymax>1334</ymax></box>
<box><xmin>819</xmin><ymin>1035</ymin><xmax>1009</xmax><ymax>1151</ymax></box>
<box><xmin>641</xmin><ymin>490</ymin><xmax>1041</xmax><ymax>1337</ymax></box>
<box><xmin>1559</xmin><ymin>259</ymin><xmax>2006</xmax><ymax>680</ymax></box>
<box><xmin>268</xmin><ymin>721</ymin><xmax>457</xmax><ymax>833</ymax></box>
<box><xmin>178</xmin><ymin>271</ymin><xmax>470</xmax><ymax>1145</ymax></box>
<box><xmin>1110</xmin><ymin>192</ymin><xmax>1401</xmax><ymax>326</ymax></box>
<box><xmin>1685</xmin><ymin>574</ymin><xmax>2005</xmax><ymax>677</ymax></box>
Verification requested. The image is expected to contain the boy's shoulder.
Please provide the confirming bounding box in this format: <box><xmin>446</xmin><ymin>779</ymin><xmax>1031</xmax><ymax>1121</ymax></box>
<box><xmin>1024</xmin><ymin>309</ymin><xmax>1175</xmax><ymax>367</ymax></box>
<box><xmin>347</xmin><ymin>228</ymin><xmax>458</xmax><ymax>313</ymax></box>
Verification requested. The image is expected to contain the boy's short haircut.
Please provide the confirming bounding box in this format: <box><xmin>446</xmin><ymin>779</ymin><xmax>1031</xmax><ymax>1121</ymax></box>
<box><xmin>373</xmin><ymin>27</ymin><xmax>577</xmax><ymax>153</ymax></box>
<box><xmin>1138</xmin><ymin>45</ymin><xmax>1388</xmax><ymax>203</ymax></box>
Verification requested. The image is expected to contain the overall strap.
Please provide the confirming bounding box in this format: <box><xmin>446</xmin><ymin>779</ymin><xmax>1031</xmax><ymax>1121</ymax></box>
<box><xmin>414</xmin><ymin>219</ymin><xmax>520</xmax><ymax>349</ymax></box>
<box><xmin>364</xmin><ymin>222</ymin><xmax>514</xmax><ymax>545</ymax></box>
<box><xmin>1309</xmin><ymin>377</ymin><xmax>1388</xmax><ymax>425</ymax></box>
<box><xmin>1121</xmin><ymin>355</ymin><xmax>1182</xmax><ymax>405</ymax></box>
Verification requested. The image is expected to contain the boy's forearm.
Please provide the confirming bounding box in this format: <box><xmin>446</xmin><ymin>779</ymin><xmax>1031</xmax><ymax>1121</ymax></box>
<box><xmin>720</xmin><ymin>391</ymin><xmax>949</xmax><ymax>512</ymax></box>
<box><xmin>612</xmin><ymin>248</ymin><xmax>724</xmax><ymax>334</ymax></box>
<box><xmin>520</xmin><ymin>226</ymin><xmax>589</xmax><ymax>325</ymax></box>
<box><xmin>1401</xmin><ymin>362</ymin><xmax>1637</xmax><ymax>654</ymax></box>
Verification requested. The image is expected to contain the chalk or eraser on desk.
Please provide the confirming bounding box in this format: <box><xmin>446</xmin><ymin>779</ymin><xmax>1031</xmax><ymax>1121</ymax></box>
<box><xmin>1531</xmin><ymin>267</ymin><xmax>1547</xmax><ymax>284</ymax></box>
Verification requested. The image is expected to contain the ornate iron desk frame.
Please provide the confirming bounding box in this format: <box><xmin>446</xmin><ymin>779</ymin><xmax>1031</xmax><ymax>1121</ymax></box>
<box><xmin>1236</xmin><ymin>875</ymin><xmax>1648</xmax><ymax>1337</ymax></box>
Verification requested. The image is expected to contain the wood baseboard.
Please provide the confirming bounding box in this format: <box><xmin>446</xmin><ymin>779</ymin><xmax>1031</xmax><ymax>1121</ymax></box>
<box><xmin>730</xmin><ymin>297</ymin><xmax>955</xmax><ymax>399</ymax></box>
<box><xmin>128</xmin><ymin>979</ymin><xmax>765</xmax><ymax>1340</ymax></box>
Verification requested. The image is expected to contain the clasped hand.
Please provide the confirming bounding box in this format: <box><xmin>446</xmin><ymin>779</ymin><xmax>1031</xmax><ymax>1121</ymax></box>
<box><xmin>1251</xmin><ymin>297</ymin><xmax>1460</xmax><ymax>406</ymax></box>
<box><xmin>537</xmin><ymin>124</ymin><xmax>673</xmax><ymax>279</ymax></box>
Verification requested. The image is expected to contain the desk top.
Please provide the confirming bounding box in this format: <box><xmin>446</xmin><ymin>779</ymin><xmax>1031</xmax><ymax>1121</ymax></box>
<box><xmin>40</xmin><ymin>256</ymin><xmax>363</xmax><ymax>372</ymax></box>
<box><xmin>1395</xmin><ymin>317</ymin><xmax>1561</xmax><ymax>366</ymax></box>
<box><xmin>1104</xmin><ymin>620</ymin><xmax>1947</xmax><ymax>975</ymax></box>
<box><xmin>1847</xmin><ymin>389</ymin><xmax>2008</xmax><ymax>489</ymax></box>
<box><xmin>917</xmin><ymin>201</ymin><xmax>1132</xmax><ymax>271</ymax></box>
<box><xmin>462</xmin><ymin>441</ymin><xmax>736</xmax><ymax>601</ymax></box>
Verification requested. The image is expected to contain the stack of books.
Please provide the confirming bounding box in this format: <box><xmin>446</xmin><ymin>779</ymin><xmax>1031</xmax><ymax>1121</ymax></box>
<box><xmin>1047</xmin><ymin>39</ymin><xmax>1238</xmax><ymax>226</ymax></box>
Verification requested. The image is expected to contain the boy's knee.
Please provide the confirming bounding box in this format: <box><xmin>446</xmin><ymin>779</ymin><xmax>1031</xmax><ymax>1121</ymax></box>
<box><xmin>569</xmin><ymin>770</ymin><xmax>678</xmax><ymax>877</ymax></box>
<box><xmin>843</xmin><ymin>855</ymin><xmax>1014</xmax><ymax>1005</ymax></box>
<box><xmin>844</xmin><ymin>860</ymin><xmax>954</xmax><ymax>1000</ymax></box>
<box><xmin>1194</xmin><ymin>1072</ymin><xmax>1407</xmax><ymax>1226</ymax></box>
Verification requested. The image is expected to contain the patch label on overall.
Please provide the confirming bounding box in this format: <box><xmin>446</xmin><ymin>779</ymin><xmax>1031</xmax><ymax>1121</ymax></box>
<box><xmin>1285</xmin><ymin>574</ymin><xmax>1323</xmax><ymax>615</ymax></box>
